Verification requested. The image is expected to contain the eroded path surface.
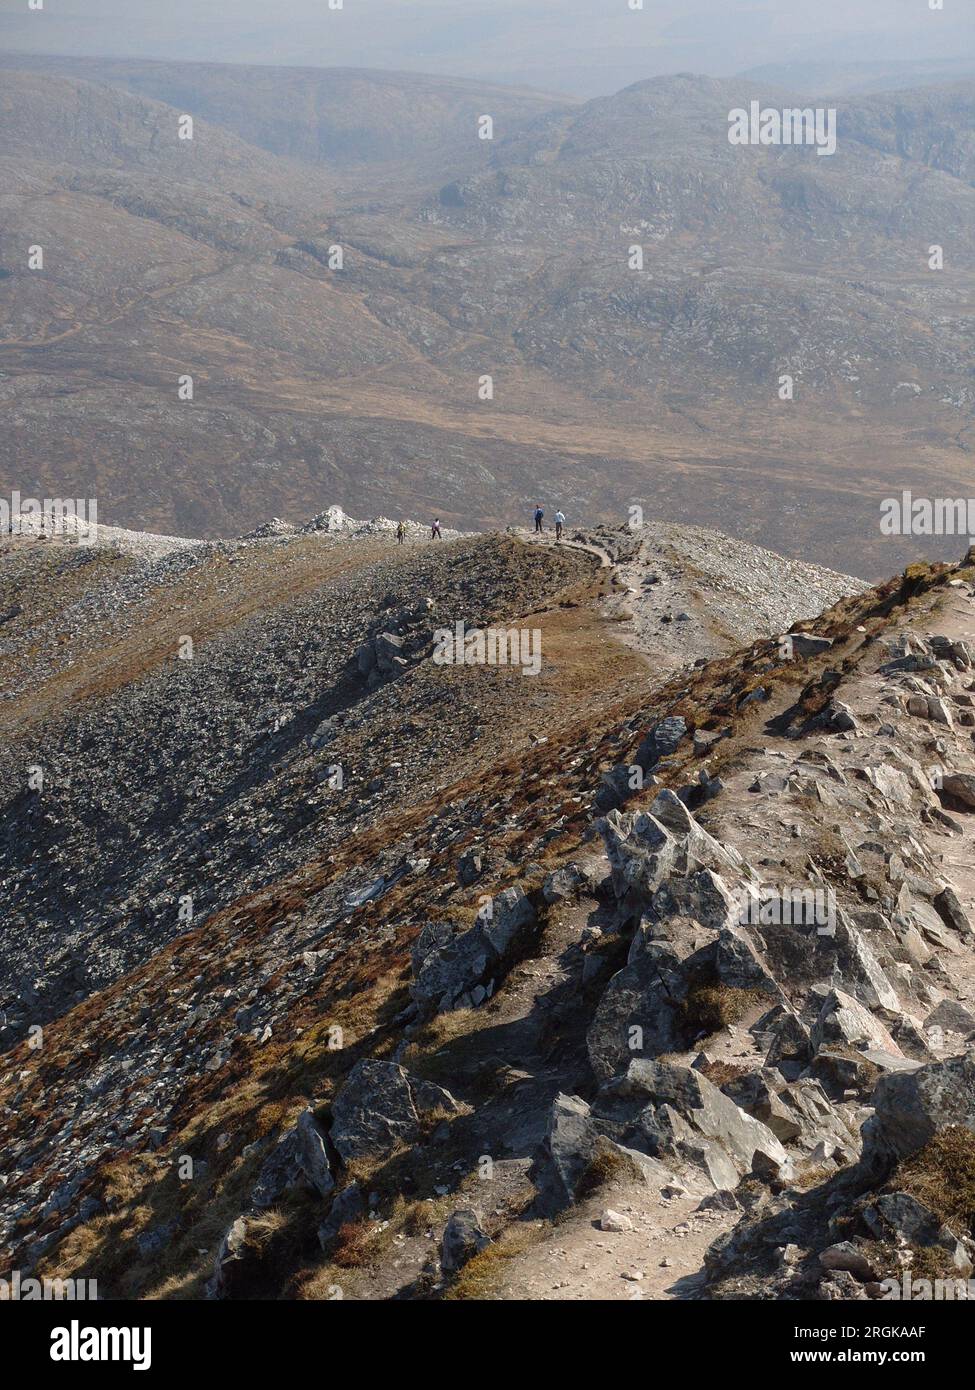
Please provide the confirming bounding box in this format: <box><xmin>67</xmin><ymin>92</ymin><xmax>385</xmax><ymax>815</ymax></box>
<box><xmin>519</xmin><ymin>521</ymin><xmax>866</xmax><ymax>675</ymax></box>
<box><xmin>491</xmin><ymin>1187</ymin><xmax>737</xmax><ymax>1301</ymax></box>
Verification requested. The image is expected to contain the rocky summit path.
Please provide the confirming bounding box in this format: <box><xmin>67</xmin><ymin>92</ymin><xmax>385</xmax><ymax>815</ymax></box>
<box><xmin>4</xmin><ymin>512</ymin><xmax>975</xmax><ymax>1304</ymax></box>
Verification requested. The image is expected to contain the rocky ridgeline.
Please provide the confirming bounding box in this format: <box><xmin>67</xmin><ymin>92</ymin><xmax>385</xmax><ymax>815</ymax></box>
<box><xmin>173</xmin><ymin>569</ymin><xmax>968</xmax><ymax>1295</ymax></box>
<box><xmin>5</xmin><ymin>540</ymin><xmax>975</xmax><ymax>1302</ymax></box>
<box><xmin>0</xmin><ymin>525</ymin><xmax>590</xmax><ymax>1046</ymax></box>
<box><xmin>194</xmin><ymin>564</ymin><xmax>975</xmax><ymax>1299</ymax></box>
<box><xmin>240</xmin><ymin>505</ymin><xmax>466</xmax><ymax>545</ymax></box>
<box><xmin>6</xmin><ymin>501</ymin><xmax>456</xmax><ymax>558</ymax></box>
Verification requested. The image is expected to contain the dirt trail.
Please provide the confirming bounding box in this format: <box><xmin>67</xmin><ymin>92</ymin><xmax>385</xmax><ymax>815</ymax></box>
<box><xmin>494</xmin><ymin>1187</ymin><xmax>736</xmax><ymax>1300</ymax></box>
<box><xmin>518</xmin><ymin>529</ymin><xmax>614</xmax><ymax>569</ymax></box>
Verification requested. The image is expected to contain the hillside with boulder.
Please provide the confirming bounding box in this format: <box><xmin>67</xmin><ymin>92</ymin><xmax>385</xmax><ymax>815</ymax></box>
<box><xmin>4</xmin><ymin>517</ymin><xmax>975</xmax><ymax>1302</ymax></box>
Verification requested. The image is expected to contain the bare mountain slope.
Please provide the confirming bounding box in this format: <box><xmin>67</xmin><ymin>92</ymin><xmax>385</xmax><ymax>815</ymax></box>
<box><xmin>0</xmin><ymin>56</ymin><xmax>575</xmax><ymax>197</ymax></box>
<box><xmin>0</xmin><ymin>64</ymin><xmax>973</xmax><ymax>576</ymax></box>
<box><xmin>3</xmin><ymin>520</ymin><xmax>975</xmax><ymax>1303</ymax></box>
<box><xmin>0</xmin><ymin>514</ymin><xmax>861</xmax><ymax>1039</ymax></box>
<box><xmin>0</xmin><ymin>70</ymin><xmax>333</xmax><ymax>200</ymax></box>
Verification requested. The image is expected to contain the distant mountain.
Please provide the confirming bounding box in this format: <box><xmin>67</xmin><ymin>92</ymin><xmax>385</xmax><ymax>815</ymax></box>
<box><xmin>0</xmin><ymin>55</ymin><xmax>574</xmax><ymax>196</ymax></box>
<box><xmin>1</xmin><ymin>60</ymin><xmax>973</xmax><ymax>576</ymax></box>
<box><xmin>739</xmin><ymin>58</ymin><xmax>975</xmax><ymax>97</ymax></box>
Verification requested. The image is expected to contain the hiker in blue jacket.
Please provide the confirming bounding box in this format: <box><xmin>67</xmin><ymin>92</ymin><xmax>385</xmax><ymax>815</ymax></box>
<box><xmin>533</xmin><ymin>505</ymin><xmax>544</xmax><ymax>534</ymax></box>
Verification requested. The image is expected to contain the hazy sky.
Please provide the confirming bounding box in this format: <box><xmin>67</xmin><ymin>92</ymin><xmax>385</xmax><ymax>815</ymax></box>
<box><xmin>1</xmin><ymin>0</ymin><xmax>972</xmax><ymax>95</ymax></box>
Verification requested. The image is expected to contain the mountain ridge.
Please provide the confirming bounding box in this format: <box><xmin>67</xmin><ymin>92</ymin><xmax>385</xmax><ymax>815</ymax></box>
<box><xmin>1</xmin><ymin>61</ymin><xmax>973</xmax><ymax>575</ymax></box>
<box><xmin>4</xmin><ymin>514</ymin><xmax>975</xmax><ymax>1301</ymax></box>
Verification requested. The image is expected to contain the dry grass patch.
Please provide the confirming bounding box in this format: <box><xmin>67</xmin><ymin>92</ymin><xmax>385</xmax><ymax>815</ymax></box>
<box><xmin>392</xmin><ymin>1192</ymin><xmax>456</xmax><ymax>1238</ymax></box>
<box><xmin>442</xmin><ymin>1224</ymin><xmax>541</xmax><ymax>1300</ymax></box>
<box><xmin>681</xmin><ymin>983</ymin><xmax>760</xmax><ymax>1036</ymax></box>
<box><xmin>792</xmin><ymin>1161</ymin><xmax>838</xmax><ymax>1191</ymax></box>
<box><xmin>897</xmin><ymin>1126</ymin><xmax>975</xmax><ymax>1230</ymax></box>
<box><xmin>294</xmin><ymin>1262</ymin><xmax>359</xmax><ymax>1301</ymax></box>
<box><xmin>575</xmin><ymin>1141</ymin><xmax>646</xmax><ymax>1200</ymax></box>
<box><xmin>332</xmin><ymin>1219</ymin><xmax>391</xmax><ymax>1269</ymax></box>
<box><xmin>699</xmin><ymin>1058</ymin><xmax>750</xmax><ymax>1090</ymax></box>
<box><xmin>907</xmin><ymin>1243</ymin><xmax>960</xmax><ymax>1283</ymax></box>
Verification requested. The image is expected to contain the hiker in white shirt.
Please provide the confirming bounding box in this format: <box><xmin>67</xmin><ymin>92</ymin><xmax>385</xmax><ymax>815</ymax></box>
<box><xmin>554</xmin><ymin>510</ymin><xmax>565</xmax><ymax>541</ymax></box>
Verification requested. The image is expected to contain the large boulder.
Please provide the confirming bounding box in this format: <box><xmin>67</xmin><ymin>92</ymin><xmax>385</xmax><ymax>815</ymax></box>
<box><xmin>587</xmin><ymin>916</ymin><xmax>716</xmax><ymax>1083</ymax></box>
<box><xmin>208</xmin><ymin>1217</ymin><xmax>270</xmax><ymax>1299</ymax></box>
<box><xmin>713</xmin><ymin>925</ymin><xmax>779</xmax><ymax>993</ymax></box>
<box><xmin>410</xmin><ymin>888</ymin><xmax>536</xmax><ymax>1017</ymax></box>
<box><xmin>318</xmin><ymin>1182</ymin><xmax>366</xmax><ymax>1249</ymax></box>
<box><xmin>728</xmin><ymin>1070</ymin><xmax>860</xmax><ymax>1162</ymax></box>
<box><xmin>863</xmin><ymin>1191</ymin><xmax>954</xmax><ymax>1249</ymax></box>
<box><xmin>530</xmin><ymin>1093</ymin><xmax>682</xmax><ymax>1212</ymax></box>
<box><xmin>411</xmin><ymin>921</ymin><xmax>493</xmax><ymax>1015</ymax></box>
<box><xmin>925</xmin><ymin>999</ymin><xmax>975</xmax><ymax>1037</ymax></box>
<box><xmin>587</xmin><ymin>942</ymin><xmax>689</xmax><ymax>1084</ymax></box>
<box><xmin>481</xmin><ymin>886</ymin><xmax>536</xmax><ymax>957</ymax></box>
<box><xmin>651</xmin><ymin>868</ymin><xmax>739</xmax><ymax>931</ymax></box>
<box><xmin>295</xmin><ymin>1108</ymin><xmax>336</xmax><ymax>1198</ymax></box>
<box><xmin>636</xmin><ymin>716</ymin><xmax>688</xmax><ymax>770</ymax></box>
<box><xmin>941</xmin><ymin>772</ymin><xmax>975</xmax><ymax>809</ymax></box>
<box><xmin>647</xmin><ymin>786</ymin><xmax>697</xmax><ymax>835</ymax></box>
<box><xmin>594</xmin><ymin>1059</ymin><xmax>790</xmax><ymax>1191</ymax></box>
<box><xmin>599</xmin><ymin>810</ymin><xmax>679</xmax><ymax>911</ymax></box>
<box><xmin>933</xmin><ymin>886</ymin><xmax>974</xmax><ymax>938</ymax></box>
<box><xmin>251</xmin><ymin>1108</ymin><xmax>335</xmax><ymax>1208</ymax></box>
<box><xmin>777</xmin><ymin>1079</ymin><xmax>861</xmax><ymax>1162</ymax></box>
<box><xmin>329</xmin><ymin>1060</ymin><xmax>461</xmax><ymax>1165</ymax></box>
<box><xmin>810</xmin><ymin>989</ymin><xmax>903</xmax><ymax>1058</ymax></box>
<box><xmin>531</xmin><ymin>1093</ymin><xmax>601</xmax><ymax>1211</ymax></box>
<box><xmin>863</xmin><ymin>1049</ymin><xmax>975</xmax><ymax>1169</ymax></box>
<box><xmin>374</xmin><ymin>631</ymin><xmax>406</xmax><ymax>675</ymax></box>
<box><xmin>595</xmin><ymin>763</ymin><xmax>642</xmax><ymax>813</ymax></box>
<box><xmin>598</xmin><ymin>799</ymin><xmax>743</xmax><ymax>926</ymax></box>
<box><xmin>786</xmin><ymin>633</ymin><xmax>833</xmax><ymax>658</ymax></box>
<box><xmin>764</xmin><ymin>1010</ymin><xmax>814</xmax><ymax>1073</ymax></box>
<box><xmin>835</xmin><ymin>916</ymin><xmax>901</xmax><ymax>1015</ymax></box>
<box><xmin>542</xmin><ymin>864</ymin><xmax>585</xmax><ymax>903</ymax></box>
<box><xmin>649</xmin><ymin>790</ymin><xmax>742</xmax><ymax>877</ymax></box>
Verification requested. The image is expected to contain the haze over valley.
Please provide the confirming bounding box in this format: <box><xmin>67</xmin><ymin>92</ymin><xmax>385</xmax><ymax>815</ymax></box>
<box><xmin>1</xmin><ymin>43</ymin><xmax>974</xmax><ymax>576</ymax></box>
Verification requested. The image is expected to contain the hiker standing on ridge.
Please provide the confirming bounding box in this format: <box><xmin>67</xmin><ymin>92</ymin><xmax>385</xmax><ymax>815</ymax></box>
<box><xmin>554</xmin><ymin>509</ymin><xmax>565</xmax><ymax>541</ymax></box>
<box><xmin>533</xmin><ymin>505</ymin><xmax>544</xmax><ymax>534</ymax></box>
<box><xmin>431</xmin><ymin>517</ymin><xmax>442</xmax><ymax>540</ymax></box>
<box><xmin>396</xmin><ymin>520</ymin><xmax>405</xmax><ymax>544</ymax></box>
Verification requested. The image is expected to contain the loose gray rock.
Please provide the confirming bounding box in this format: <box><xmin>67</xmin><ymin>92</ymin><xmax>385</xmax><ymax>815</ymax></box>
<box><xmin>329</xmin><ymin>1060</ymin><xmax>461</xmax><ymax>1165</ymax></box>
<box><xmin>441</xmin><ymin>1209</ymin><xmax>490</xmax><ymax>1273</ymax></box>
<box><xmin>863</xmin><ymin>1050</ymin><xmax>975</xmax><ymax>1169</ymax></box>
<box><xmin>318</xmin><ymin>1182</ymin><xmax>366</xmax><ymax>1249</ymax></box>
<box><xmin>786</xmin><ymin>633</ymin><xmax>833</xmax><ymax>658</ymax></box>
